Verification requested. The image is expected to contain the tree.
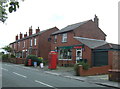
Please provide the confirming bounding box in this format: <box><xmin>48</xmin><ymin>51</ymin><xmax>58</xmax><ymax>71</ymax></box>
<box><xmin>2</xmin><ymin>45</ymin><xmax>13</xmax><ymax>54</ymax></box>
<box><xmin>0</xmin><ymin>0</ymin><xmax>24</xmax><ymax>23</ymax></box>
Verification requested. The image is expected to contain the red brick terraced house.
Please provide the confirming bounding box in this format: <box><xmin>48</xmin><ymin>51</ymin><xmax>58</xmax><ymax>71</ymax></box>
<box><xmin>50</xmin><ymin>15</ymin><xmax>110</xmax><ymax>67</ymax></box>
<box><xmin>9</xmin><ymin>26</ymin><xmax>59</xmax><ymax>60</ymax></box>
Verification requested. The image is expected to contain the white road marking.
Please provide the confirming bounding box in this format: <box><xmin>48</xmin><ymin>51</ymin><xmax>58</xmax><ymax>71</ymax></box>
<box><xmin>45</xmin><ymin>71</ymin><xmax>60</xmax><ymax>76</ymax></box>
<box><xmin>4</xmin><ymin>64</ymin><xmax>12</xmax><ymax>66</ymax></box>
<box><xmin>35</xmin><ymin>80</ymin><xmax>57</xmax><ymax>89</ymax></box>
<box><xmin>1</xmin><ymin>68</ymin><xmax>8</xmax><ymax>71</ymax></box>
<box><xmin>13</xmin><ymin>72</ymin><xmax>27</xmax><ymax>78</ymax></box>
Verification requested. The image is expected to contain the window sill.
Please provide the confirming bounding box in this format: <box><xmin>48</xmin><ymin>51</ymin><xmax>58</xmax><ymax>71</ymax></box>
<box><xmin>58</xmin><ymin>59</ymin><xmax>72</xmax><ymax>60</ymax></box>
<box><xmin>62</xmin><ymin>41</ymin><xmax>67</xmax><ymax>43</ymax></box>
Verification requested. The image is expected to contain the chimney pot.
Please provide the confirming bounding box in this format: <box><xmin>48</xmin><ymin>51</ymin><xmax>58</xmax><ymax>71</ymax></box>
<box><xmin>20</xmin><ymin>32</ymin><xmax>23</xmax><ymax>39</ymax></box>
<box><xmin>36</xmin><ymin>27</ymin><xmax>40</xmax><ymax>33</ymax></box>
<box><xmin>24</xmin><ymin>32</ymin><xmax>27</xmax><ymax>38</ymax></box>
<box><xmin>29</xmin><ymin>27</ymin><xmax>32</xmax><ymax>36</ymax></box>
<box><xmin>94</xmin><ymin>15</ymin><xmax>99</xmax><ymax>27</ymax></box>
<box><xmin>16</xmin><ymin>34</ymin><xmax>18</xmax><ymax>40</ymax></box>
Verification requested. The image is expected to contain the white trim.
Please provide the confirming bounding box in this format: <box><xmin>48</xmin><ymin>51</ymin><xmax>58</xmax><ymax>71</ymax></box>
<box><xmin>34</xmin><ymin>38</ymin><xmax>36</xmax><ymax>46</ymax></box>
<box><xmin>62</xmin><ymin>33</ymin><xmax>67</xmax><ymax>42</ymax></box>
<box><xmin>76</xmin><ymin>48</ymin><xmax>82</xmax><ymax>63</ymax></box>
<box><xmin>58</xmin><ymin>59</ymin><xmax>72</xmax><ymax>60</ymax></box>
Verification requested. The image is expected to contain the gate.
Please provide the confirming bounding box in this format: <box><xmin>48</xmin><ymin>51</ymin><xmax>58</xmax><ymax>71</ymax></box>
<box><xmin>93</xmin><ymin>51</ymin><xmax>108</xmax><ymax>66</ymax></box>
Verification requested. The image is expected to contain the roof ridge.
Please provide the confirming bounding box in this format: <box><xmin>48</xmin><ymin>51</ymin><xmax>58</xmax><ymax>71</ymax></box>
<box><xmin>67</xmin><ymin>20</ymin><xmax>90</xmax><ymax>27</ymax></box>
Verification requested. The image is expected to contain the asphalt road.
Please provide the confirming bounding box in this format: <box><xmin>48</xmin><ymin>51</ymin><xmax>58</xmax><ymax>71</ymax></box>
<box><xmin>1</xmin><ymin>62</ymin><xmax>115</xmax><ymax>89</ymax></box>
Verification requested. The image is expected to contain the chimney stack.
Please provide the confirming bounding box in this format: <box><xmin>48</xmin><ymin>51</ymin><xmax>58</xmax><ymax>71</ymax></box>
<box><xmin>20</xmin><ymin>32</ymin><xmax>23</xmax><ymax>39</ymax></box>
<box><xmin>24</xmin><ymin>32</ymin><xmax>27</xmax><ymax>38</ymax></box>
<box><xmin>36</xmin><ymin>27</ymin><xmax>40</xmax><ymax>33</ymax></box>
<box><xmin>94</xmin><ymin>15</ymin><xmax>99</xmax><ymax>27</ymax></box>
<box><xmin>29</xmin><ymin>26</ymin><xmax>32</xmax><ymax>36</ymax></box>
<box><xmin>16</xmin><ymin>34</ymin><xmax>18</xmax><ymax>40</ymax></box>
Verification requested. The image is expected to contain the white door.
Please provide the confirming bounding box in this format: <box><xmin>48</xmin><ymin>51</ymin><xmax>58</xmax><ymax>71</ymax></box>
<box><xmin>76</xmin><ymin>48</ymin><xmax>82</xmax><ymax>63</ymax></box>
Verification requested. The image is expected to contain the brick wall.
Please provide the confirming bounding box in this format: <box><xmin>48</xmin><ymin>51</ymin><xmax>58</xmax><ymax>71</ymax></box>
<box><xmin>78</xmin><ymin>65</ymin><xmax>110</xmax><ymax>76</ymax></box>
<box><xmin>108</xmin><ymin>51</ymin><xmax>120</xmax><ymax>82</ymax></box>
<box><xmin>51</xmin><ymin>31</ymin><xmax>93</xmax><ymax>66</ymax></box>
<box><xmin>112</xmin><ymin>51</ymin><xmax>120</xmax><ymax>70</ymax></box>
<box><xmin>51</xmin><ymin>31</ymin><xmax>81</xmax><ymax>50</ymax></box>
<box><xmin>39</xmin><ymin>27</ymin><xmax>59</xmax><ymax>60</ymax></box>
<box><xmin>4</xmin><ymin>58</ymin><xmax>26</xmax><ymax>64</ymax></box>
<box><xmin>74</xmin><ymin>20</ymin><xmax>106</xmax><ymax>40</ymax></box>
<box><xmin>11</xmin><ymin>27</ymin><xmax>59</xmax><ymax>59</ymax></box>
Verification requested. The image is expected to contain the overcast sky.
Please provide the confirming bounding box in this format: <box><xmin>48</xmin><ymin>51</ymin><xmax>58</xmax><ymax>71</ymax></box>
<box><xmin>0</xmin><ymin>0</ymin><xmax>119</xmax><ymax>52</ymax></box>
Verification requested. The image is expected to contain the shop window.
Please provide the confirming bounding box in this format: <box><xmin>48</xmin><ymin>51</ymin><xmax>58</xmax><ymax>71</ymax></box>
<box><xmin>59</xmin><ymin>49</ymin><xmax>72</xmax><ymax>60</ymax></box>
<box><xmin>62</xmin><ymin>33</ymin><xmax>67</xmax><ymax>42</ymax></box>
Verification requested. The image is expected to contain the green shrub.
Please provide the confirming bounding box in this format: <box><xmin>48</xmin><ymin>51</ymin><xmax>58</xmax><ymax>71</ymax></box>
<box><xmin>78</xmin><ymin>61</ymin><xmax>89</xmax><ymax>70</ymax></box>
<box><xmin>2</xmin><ymin>54</ymin><xmax>9</xmax><ymax>60</ymax></box>
<box><xmin>25</xmin><ymin>55</ymin><xmax>39</xmax><ymax>66</ymax></box>
<box><xmin>74</xmin><ymin>61</ymin><xmax>90</xmax><ymax>76</ymax></box>
<box><xmin>11</xmin><ymin>54</ymin><xmax>15</xmax><ymax>58</ymax></box>
<box><xmin>38</xmin><ymin>57</ymin><xmax>43</xmax><ymax>63</ymax></box>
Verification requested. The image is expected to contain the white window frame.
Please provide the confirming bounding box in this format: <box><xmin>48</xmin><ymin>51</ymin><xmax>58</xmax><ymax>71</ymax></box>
<box><xmin>54</xmin><ymin>35</ymin><xmax>57</xmax><ymax>43</ymax></box>
<box><xmin>58</xmin><ymin>49</ymin><xmax>72</xmax><ymax>60</ymax></box>
<box><xmin>18</xmin><ymin>42</ymin><xmax>20</xmax><ymax>47</ymax></box>
<box><xmin>23</xmin><ymin>41</ymin><xmax>25</xmax><ymax>48</ymax></box>
<box><xmin>30</xmin><ymin>39</ymin><xmax>32</xmax><ymax>47</ymax></box>
<box><xmin>34</xmin><ymin>38</ymin><xmax>37</xmax><ymax>46</ymax></box>
<box><xmin>62</xmin><ymin>33</ymin><xmax>67</xmax><ymax>42</ymax></box>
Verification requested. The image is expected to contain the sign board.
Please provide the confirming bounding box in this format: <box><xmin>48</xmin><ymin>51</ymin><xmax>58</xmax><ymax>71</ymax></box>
<box><xmin>74</xmin><ymin>46</ymin><xmax>82</xmax><ymax>49</ymax></box>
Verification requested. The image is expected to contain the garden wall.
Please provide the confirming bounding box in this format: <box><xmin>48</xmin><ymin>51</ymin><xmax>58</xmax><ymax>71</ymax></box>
<box><xmin>78</xmin><ymin>65</ymin><xmax>110</xmax><ymax>76</ymax></box>
<box><xmin>108</xmin><ymin>51</ymin><xmax>120</xmax><ymax>82</ymax></box>
<box><xmin>3</xmin><ymin>58</ymin><xmax>26</xmax><ymax>64</ymax></box>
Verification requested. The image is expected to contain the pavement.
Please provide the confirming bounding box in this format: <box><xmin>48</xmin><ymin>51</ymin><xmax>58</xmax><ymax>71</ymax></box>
<box><xmin>41</xmin><ymin>66</ymin><xmax>120</xmax><ymax>88</ymax></box>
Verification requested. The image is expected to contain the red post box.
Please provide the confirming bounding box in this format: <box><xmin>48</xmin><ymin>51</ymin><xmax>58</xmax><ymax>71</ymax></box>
<box><xmin>48</xmin><ymin>51</ymin><xmax>57</xmax><ymax>69</ymax></box>
<box><xmin>28</xmin><ymin>59</ymin><xmax>32</xmax><ymax>66</ymax></box>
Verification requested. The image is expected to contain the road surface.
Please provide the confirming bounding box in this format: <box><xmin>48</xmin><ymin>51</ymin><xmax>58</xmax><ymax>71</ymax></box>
<box><xmin>1</xmin><ymin>62</ymin><xmax>115</xmax><ymax>89</ymax></box>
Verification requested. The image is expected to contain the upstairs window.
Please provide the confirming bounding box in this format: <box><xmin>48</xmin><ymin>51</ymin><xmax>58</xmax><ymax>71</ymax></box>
<box><xmin>62</xmin><ymin>33</ymin><xmax>67</xmax><ymax>42</ymax></box>
<box><xmin>30</xmin><ymin>39</ymin><xmax>32</xmax><ymax>47</ymax></box>
<box><xmin>18</xmin><ymin>42</ymin><xmax>20</xmax><ymax>47</ymax></box>
<box><xmin>23</xmin><ymin>41</ymin><xmax>25</xmax><ymax>48</ymax></box>
<box><xmin>34</xmin><ymin>38</ymin><xmax>36</xmax><ymax>46</ymax></box>
<box><xmin>54</xmin><ymin>35</ymin><xmax>57</xmax><ymax>43</ymax></box>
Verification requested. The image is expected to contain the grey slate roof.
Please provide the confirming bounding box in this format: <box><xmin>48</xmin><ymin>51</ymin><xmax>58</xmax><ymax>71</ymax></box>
<box><xmin>52</xmin><ymin>20</ymin><xmax>90</xmax><ymax>35</ymax></box>
<box><xmin>94</xmin><ymin>43</ymin><xmax>120</xmax><ymax>50</ymax></box>
<box><xmin>74</xmin><ymin>37</ymin><xmax>107</xmax><ymax>49</ymax></box>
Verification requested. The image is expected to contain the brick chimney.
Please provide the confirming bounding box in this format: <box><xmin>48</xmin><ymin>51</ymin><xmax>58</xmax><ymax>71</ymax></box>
<box><xmin>20</xmin><ymin>32</ymin><xmax>23</xmax><ymax>39</ymax></box>
<box><xmin>36</xmin><ymin>27</ymin><xmax>40</xmax><ymax>33</ymax></box>
<box><xmin>94</xmin><ymin>15</ymin><xmax>99</xmax><ymax>27</ymax></box>
<box><xmin>29</xmin><ymin>26</ymin><xmax>32</xmax><ymax>36</ymax></box>
<box><xmin>16</xmin><ymin>34</ymin><xmax>18</xmax><ymax>40</ymax></box>
<box><xmin>24</xmin><ymin>32</ymin><xmax>27</xmax><ymax>38</ymax></box>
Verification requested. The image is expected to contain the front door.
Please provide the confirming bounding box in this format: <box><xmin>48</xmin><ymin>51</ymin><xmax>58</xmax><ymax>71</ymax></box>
<box><xmin>76</xmin><ymin>48</ymin><xmax>82</xmax><ymax>63</ymax></box>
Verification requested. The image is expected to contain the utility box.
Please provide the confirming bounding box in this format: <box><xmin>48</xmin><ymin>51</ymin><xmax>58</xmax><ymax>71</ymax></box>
<box><xmin>48</xmin><ymin>51</ymin><xmax>57</xmax><ymax>69</ymax></box>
